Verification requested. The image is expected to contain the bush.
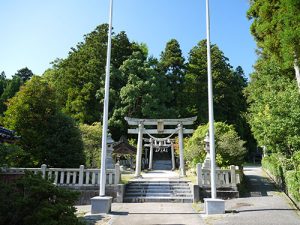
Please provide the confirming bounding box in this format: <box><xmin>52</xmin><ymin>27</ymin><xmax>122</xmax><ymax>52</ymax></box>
<box><xmin>0</xmin><ymin>172</ymin><xmax>85</xmax><ymax>225</ymax></box>
<box><xmin>79</xmin><ymin>122</ymin><xmax>102</xmax><ymax>168</ymax></box>
<box><xmin>285</xmin><ymin>170</ymin><xmax>300</xmax><ymax>202</ymax></box>
<box><xmin>262</xmin><ymin>154</ymin><xmax>286</xmax><ymax>188</ymax></box>
<box><xmin>3</xmin><ymin>76</ymin><xmax>85</xmax><ymax>167</ymax></box>
<box><xmin>261</xmin><ymin>154</ymin><xmax>283</xmax><ymax>180</ymax></box>
<box><xmin>0</xmin><ymin>143</ymin><xmax>27</xmax><ymax>167</ymax></box>
<box><xmin>185</xmin><ymin>122</ymin><xmax>246</xmax><ymax>168</ymax></box>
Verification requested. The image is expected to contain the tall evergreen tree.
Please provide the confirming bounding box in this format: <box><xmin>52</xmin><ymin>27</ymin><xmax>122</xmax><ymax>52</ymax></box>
<box><xmin>0</xmin><ymin>76</ymin><xmax>22</xmax><ymax>114</ymax></box>
<box><xmin>14</xmin><ymin>67</ymin><xmax>33</xmax><ymax>83</ymax></box>
<box><xmin>45</xmin><ymin>24</ymin><xmax>134</xmax><ymax>124</ymax></box>
<box><xmin>110</xmin><ymin>50</ymin><xmax>174</xmax><ymax>138</ymax></box>
<box><xmin>185</xmin><ymin>40</ymin><xmax>248</xmax><ymax>130</ymax></box>
<box><xmin>159</xmin><ymin>39</ymin><xmax>186</xmax><ymax>117</ymax></box>
<box><xmin>247</xmin><ymin>0</ymin><xmax>300</xmax><ymax>90</ymax></box>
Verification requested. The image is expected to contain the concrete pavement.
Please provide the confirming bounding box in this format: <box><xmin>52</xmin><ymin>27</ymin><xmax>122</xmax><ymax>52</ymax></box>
<box><xmin>76</xmin><ymin>166</ymin><xmax>300</xmax><ymax>225</ymax></box>
<box><xmin>204</xmin><ymin>166</ymin><xmax>300</xmax><ymax>225</ymax></box>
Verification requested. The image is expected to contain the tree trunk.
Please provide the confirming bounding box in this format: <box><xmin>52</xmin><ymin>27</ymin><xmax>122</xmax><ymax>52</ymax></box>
<box><xmin>294</xmin><ymin>60</ymin><xmax>300</xmax><ymax>91</ymax></box>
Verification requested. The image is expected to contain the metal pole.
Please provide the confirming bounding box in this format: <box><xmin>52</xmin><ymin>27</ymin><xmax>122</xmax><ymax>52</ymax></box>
<box><xmin>99</xmin><ymin>0</ymin><xmax>113</xmax><ymax>197</ymax></box>
<box><xmin>206</xmin><ymin>0</ymin><xmax>217</xmax><ymax>199</ymax></box>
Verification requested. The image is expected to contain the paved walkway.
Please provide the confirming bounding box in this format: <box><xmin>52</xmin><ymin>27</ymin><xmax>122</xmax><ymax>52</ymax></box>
<box><xmin>207</xmin><ymin>166</ymin><xmax>300</xmax><ymax>225</ymax></box>
<box><xmin>76</xmin><ymin>166</ymin><xmax>300</xmax><ymax>225</ymax></box>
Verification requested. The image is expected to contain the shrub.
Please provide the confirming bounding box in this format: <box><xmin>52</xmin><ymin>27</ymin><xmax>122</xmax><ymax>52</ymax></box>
<box><xmin>285</xmin><ymin>170</ymin><xmax>300</xmax><ymax>202</ymax></box>
<box><xmin>0</xmin><ymin>143</ymin><xmax>27</xmax><ymax>167</ymax></box>
<box><xmin>0</xmin><ymin>172</ymin><xmax>85</xmax><ymax>225</ymax></box>
<box><xmin>261</xmin><ymin>153</ymin><xmax>287</xmax><ymax>188</ymax></box>
<box><xmin>185</xmin><ymin>122</ymin><xmax>246</xmax><ymax>168</ymax></box>
<box><xmin>79</xmin><ymin>122</ymin><xmax>102</xmax><ymax>168</ymax></box>
<box><xmin>3</xmin><ymin>77</ymin><xmax>85</xmax><ymax>167</ymax></box>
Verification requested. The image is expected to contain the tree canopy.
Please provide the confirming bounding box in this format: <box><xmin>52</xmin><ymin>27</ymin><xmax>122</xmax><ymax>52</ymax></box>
<box><xmin>3</xmin><ymin>76</ymin><xmax>85</xmax><ymax>167</ymax></box>
<box><xmin>247</xmin><ymin>0</ymin><xmax>300</xmax><ymax>89</ymax></box>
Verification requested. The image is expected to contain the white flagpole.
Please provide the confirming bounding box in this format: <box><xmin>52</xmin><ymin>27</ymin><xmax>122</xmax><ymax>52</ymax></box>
<box><xmin>99</xmin><ymin>0</ymin><xmax>113</xmax><ymax>197</ymax></box>
<box><xmin>206</xmin><ymin>0</ymin><xmax>217</xmax><ymax>199</ymax></box>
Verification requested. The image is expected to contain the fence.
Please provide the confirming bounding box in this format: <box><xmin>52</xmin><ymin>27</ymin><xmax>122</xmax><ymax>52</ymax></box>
<box><xmin>196</xmin><ymin>163</ymin><xmax>240</xmax><ymax>190</ymax></box>
<box><xmin>1</xmin><ymin>164</ymin><xmax>121</xmax><ymax>186</ymax></box>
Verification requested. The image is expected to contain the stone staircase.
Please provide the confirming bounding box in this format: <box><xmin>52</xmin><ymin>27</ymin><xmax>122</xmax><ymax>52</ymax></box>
<box><xmin>124</xmin><ymin>180</ymin><xmax>193</xmax><ymax>203</ymax></box>
<box><xmin>152</xmin><ymin>160</ymin><xmax>172</xmax><ymax>170</ymax></box>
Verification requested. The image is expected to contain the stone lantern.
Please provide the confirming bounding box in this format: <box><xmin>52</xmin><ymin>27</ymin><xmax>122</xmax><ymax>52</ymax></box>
<box><xmin>202</xmin><ymin>132</ymin><xmax>211</xmax><ymax>169</ymax></box>
<box><xmin>105</xmin><ymin>132</ymin><xmax>115</xmax><ymax>169</ymax></box>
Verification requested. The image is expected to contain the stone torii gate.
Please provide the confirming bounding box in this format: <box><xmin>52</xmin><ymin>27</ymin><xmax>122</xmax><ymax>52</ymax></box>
<box><xmin>144</xmin><ymin>138</ymin><xmax>176</xmax><ymax>171</ymax></box>
<box><xmin>125</xmin><ymin>117</ymin><xmax>197</xmax><ymax>177</ymax></box>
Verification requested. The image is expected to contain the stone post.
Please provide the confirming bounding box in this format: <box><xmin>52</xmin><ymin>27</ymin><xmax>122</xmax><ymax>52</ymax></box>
<box><xmin>149</xmin><ymin>138</ymin><xmax>153</xmax><ymax>170</ymax></box>
<box><xmin>115</xmin><ymin>163</ymin><xmax>120</xmax><ymax>184</ymax></box>
<box><xmin>41</xmin><ymin>164</ymin><xmax>47</xmax><ymax>179</ymax></box>
<box><xmin>79</xmin><ymin>165</ymin><xmax>84</xmax><ymax>186</ymax></box>
<box><xmin>197</xmin><ymin>163</ymin><xmax>202</xmax><ymax>187</ymax></box>
<box><xmin>178</xmin><ymin>123</ymin><xmax>185</xmax><ymax>176</ymax></box>
<box><xmin>171</xmin><ymin>142</ymin><xmax>175</xmax><ymax>171</ymax></box>
<box><xmin>135</xmin><ymin>123</ymin><xmax>144</xmax><ymax>177</ymax></box>
<box><xmin>230</xmin><ymin>165</ymin><xmax>236</xmax><ymax>189</ymax></box>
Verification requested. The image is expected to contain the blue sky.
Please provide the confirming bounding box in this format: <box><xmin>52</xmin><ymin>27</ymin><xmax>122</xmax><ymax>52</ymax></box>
<box><xmin>0</xmin><ymin>0</ymin><xmax>256</xmax><ymax>78</ymax></box>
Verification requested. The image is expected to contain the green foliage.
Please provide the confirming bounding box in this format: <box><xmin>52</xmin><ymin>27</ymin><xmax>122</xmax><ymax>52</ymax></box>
<box><xmin>262</xmin><ymin>152</ymin><xmax>300</xmax><ymax>202</ymax></box>
<box><xmin>79</xmin><ymin>122</ymin><xmax>102</xmax><ymax>168</ymax></box>
<box><xmin>159</xmin><ymin>39</ymin><xmax>186</xmax><ymax>117</ymax></box>
<box><xmin>46</xmin><ymin>24</ymin><xmax>134</xmax><ymax>124</ymax></box>
<box><xmin>247</xmin><ymin>0</ymin><xmax>300</xmax><ymax>71</ymax></box>
<box><xmin>0</xmin><ymin>76</ymin><xmax>22</xmax><ymax>114</ymax></box>
<box><xmin>183</xmin><ymin>40</ymin><xmax>254</xmax><ymax>155</ymax></box>
<box><xmin>185</xmin><ymin>122</ymin><xmax>246</xmax><ymax>168</ymax></box>
<box><xmin>110</xmin><ymin>50</ymin><xmax>174</xmax><ymax>137</ymax></box>
<box><xmin>3</xmin><ymin>76</ymin><xmax>85</xmax><ymax>167</ymax></box>
<box><xmin>14</xmin><ymin>67</ymin><xmax>33</xmax><ymax>83</ymax></box>
<box><xmin>185</xmin><ymin>40</ymin><xmax>248</xmax><ymax>126</ymax></box>
<box><xmin>285</xmin><ymin>170</ymin><xmax>300</xmax><ymax>202</ymax></box>
<box><xmin>245</xmin><ymin>59</ymin><xmax>300</xmax><ymax>155</ymax></box>
<box><xmin>247</xmin><ymin>1</ymin><xmax>300</xmax><ymax>203</ymax></box>
<box><xmin>0</xmin><ymin>143</ymin><xmax>27</xmax><ymax>167</ymax></box>
<box><xmin>0</xmin><ymin>172</ymin><xmax>85</xmax><ymax>225</ymax></box>
<box><xmin>261</xmin><ymin>154</ymin><xmax>284</xmax><ymax>180</ymax></box>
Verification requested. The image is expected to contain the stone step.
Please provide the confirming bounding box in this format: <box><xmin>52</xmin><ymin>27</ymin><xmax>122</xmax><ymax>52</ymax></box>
<box><xmin>123</xmin><ymin>196</ymin><xmax>193</xmax><ymax>203</ymax></box>
<box><xmin>126</xmin><ymin>184</ymin><xmax>190</xmax><ymax>188</ymax></box>
<box><xmin>125</xmin><ymin>193</ymin><xmax>193</xmax><ymax>197</ymax></box>
<box><xmin>126</xmin><ymin>189</ymin><xmax>191</xmax><ymax>193</ymax></box>
<box><xmin>124</xmin><ymin>178</ymin><xmax>193</xmax><ymax>203</ymax></box>
<box><xmin>127</xmin><ymin>182</ymin><xmax>190</xmax><ymax>185</ymax></box>
<box><xmin>125</xmin><ymin>191</ymin><xmax>193</xmax><ymax>196</ymax></box>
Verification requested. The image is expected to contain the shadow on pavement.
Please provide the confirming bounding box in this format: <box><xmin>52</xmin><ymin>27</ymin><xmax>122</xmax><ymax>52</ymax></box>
<box><xmin>241</xmin><ymin>174</ymin><xmax>277</xmax><ymax>198</ymax></box>
<box><xmin>126</xmin><ymin>212</ymin><xmax>200</xmax><ymax>215</ymax></box>
<box><xmin>238</xmin><ymin>208</ymin><xmax>297</xmax><ymax>213</ymax></box>
<box><xmin>111</xmin><ymin>211</ymin><xmax>129</xmax><ymax>216</ymax></box>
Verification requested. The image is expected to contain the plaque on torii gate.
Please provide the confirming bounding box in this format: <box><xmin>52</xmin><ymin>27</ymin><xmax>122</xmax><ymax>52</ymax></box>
<box><xmin>125</xmin><ymin>117</ymin><xmax>197</xmax><ymax>177</ymax></box>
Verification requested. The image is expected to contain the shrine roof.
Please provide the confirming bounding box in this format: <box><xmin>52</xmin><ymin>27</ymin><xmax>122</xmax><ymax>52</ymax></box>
<box><xmin>113</xmin><ymin>136</ymin><xmax>136</xmax><ymax>155</ymax></box>
<box><xmin>0</xmin><ymin>126</ymin><xmax>20</xmax><ymax>143</ymax></box>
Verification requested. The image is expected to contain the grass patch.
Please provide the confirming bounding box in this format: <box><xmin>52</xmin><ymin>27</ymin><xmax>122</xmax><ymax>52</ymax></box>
<box><xmin>192</xmin><ymin>202</ymin><xmax>203</xmax><ymax>212</ymax></box>
<box><xmin>121</xmin><ymin>173</ymin><xmax>135</xmax><ymax>184</ymax></box>
<box><xmin>186</xmin><ymin>168</ymin><xmax>197</xmax><ymax>184</ymax></box>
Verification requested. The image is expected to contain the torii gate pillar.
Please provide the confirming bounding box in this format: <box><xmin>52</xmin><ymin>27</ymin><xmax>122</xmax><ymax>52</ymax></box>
<box><xmin>135</xmin><ymin>123</ymin><xmax>144</xmax><ymax>177</ymax></box>
<box><xmin>178</xmin><ymin>123</ymin><xmax>185</xmax><ymax>176</ymax></box>
<box><xmin>148</xmin><ymin>138</ymin><xmax>154</xmax><ymax>170</ymax></box>
<box><xmin>171</xmin><ymin>142</ymin><xmax>175</xmax><ymax>171</ymax></box>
